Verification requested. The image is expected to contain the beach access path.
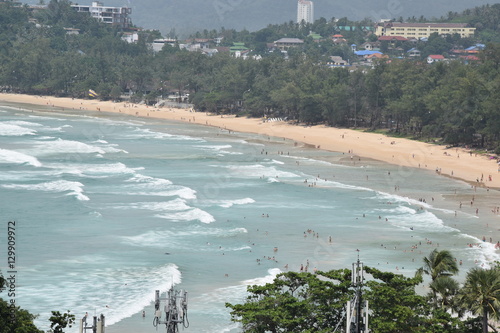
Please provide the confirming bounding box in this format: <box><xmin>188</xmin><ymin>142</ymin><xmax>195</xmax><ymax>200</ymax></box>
<box><xmin>2</xmin><ymin>93</ymin><xmax>499</xmax><ymax>189</ymax></box>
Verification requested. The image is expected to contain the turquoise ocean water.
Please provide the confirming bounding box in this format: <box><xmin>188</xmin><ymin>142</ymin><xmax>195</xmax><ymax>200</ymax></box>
<box><xmin>0</xmin><ymin>102</ymin><xmax>499</xmax><ymax>333</ymax></box>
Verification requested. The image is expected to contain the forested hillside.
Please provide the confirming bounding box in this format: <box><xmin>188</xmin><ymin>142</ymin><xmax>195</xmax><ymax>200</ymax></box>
<box><xmin>3</xmin><ymin>1</ymin><xmax>500</xmax><ymax>153</ymax></box>
<box><xmin>22</xmin><ymin>0</ymin><xmax>497</xmax><ymax>37</ymax></box>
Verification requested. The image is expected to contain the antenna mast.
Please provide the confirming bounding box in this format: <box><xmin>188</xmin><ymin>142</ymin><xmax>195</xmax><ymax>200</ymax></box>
<box><xmin>346</xmin><ymin>251</ymin><xmax>369</xmax><ymax>333</ymax></box>
<box><xmin>153</xmin><ymin>287</ymin><xmax>189</xmax><ymax>332</ymax></box>
<box><xmin>79</xmin><ymin>313</ymin><xmax>105</xmax><ymax>333</ymax></box>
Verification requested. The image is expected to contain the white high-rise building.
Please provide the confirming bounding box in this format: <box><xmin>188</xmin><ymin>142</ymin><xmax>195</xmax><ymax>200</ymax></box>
<box><xmin>297</xmin><ymin>0</ymin><xmax>314</xmax><ymax>24</ymax></box>
<box><xmin>71</xmin><ymin>1</ymin><xmax>132</xmax><ymax>29</ymax></box>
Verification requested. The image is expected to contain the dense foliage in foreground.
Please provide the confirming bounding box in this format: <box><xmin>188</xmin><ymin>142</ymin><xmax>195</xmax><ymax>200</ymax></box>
<box><xmin>2</xmin><ymin>1</ymin><xmax>500</xmax><ymax>152</ymax></box>
<box><xmin>0</xmin><ymin>272</ymin><xmax>75</xmax><ymax>333</ymax></box>
<box><xmin>227</xmin><ymin>250</ymin><xmax>500</xmax><ymax>333</ymax></box>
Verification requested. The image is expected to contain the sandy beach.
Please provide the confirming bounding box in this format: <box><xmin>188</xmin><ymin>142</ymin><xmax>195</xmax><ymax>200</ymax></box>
<box><xmin>2</xmin><ymin>92</ymin><xmax>500</xmax><ymax>189</ymax></box>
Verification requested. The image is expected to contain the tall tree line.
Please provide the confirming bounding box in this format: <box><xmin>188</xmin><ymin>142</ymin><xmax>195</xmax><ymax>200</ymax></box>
<box><xmin>2</xmin><ymin>1</ymin><xmax>500</xmax><ymax>152</ymax></box>
<box><xmin>227</xmin><ymin>249</ymin><xmax>500</xmax><ymax>333</ymax></box>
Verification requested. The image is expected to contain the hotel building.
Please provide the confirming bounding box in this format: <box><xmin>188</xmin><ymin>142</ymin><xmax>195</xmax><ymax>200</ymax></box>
<box><xmin>375</xmin><ymin>22</ymin><xmax>475</xmax><ymax>39</ymax></box>
<box><xmin>297</xmin><ymin>0</ymin><xmax>314</xmax><ymax>24</ymax></box>
<box><xmin>71</xmin><ymin>1</ymin><xmax>132</xmax><ymax>29</ymax></box>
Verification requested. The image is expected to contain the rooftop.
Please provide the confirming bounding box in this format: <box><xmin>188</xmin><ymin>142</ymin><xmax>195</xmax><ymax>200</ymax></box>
<box><xmin>385</xmin><ymin>22</ymin><xmax>471</xmax><ymax>28</ymax></box>
<box><xmin>274</xmin><ymin>38</ymin><xmax>304</xmax><ymax>44</ymax></box>
<box><xmin>378</xmin><ymin>36</ymin><xmax>408</xmax><ymax>41</ymax></box>
<box><xmin>354</xmin><ymin>50</ymin><xmax>383</xmax><ymax>56</ymax></box>
<box><xmin>428</xmin><ymin>55</ymin><xmax>445</xmax><ymax>59</ymax></box>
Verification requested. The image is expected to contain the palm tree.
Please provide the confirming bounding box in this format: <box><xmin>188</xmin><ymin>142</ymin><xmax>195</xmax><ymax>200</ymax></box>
<box><xmin>429</xmin><ymin>275</ymin><xmax>460</xmax><ymax>308</ymax></box>
<box><xmin>419</xmin><ymin>249</ymin><xmax>459</xmax><ymax>305</ymax></box>
<box><xmin>458</xmin><ymin>267</ymin><xmax>500</xmax><ymax>333</ymax></box>
<box><xmin>420</xmin><ymin>249</ymin><xmax>459</xmax><ymax>282</ymax></box>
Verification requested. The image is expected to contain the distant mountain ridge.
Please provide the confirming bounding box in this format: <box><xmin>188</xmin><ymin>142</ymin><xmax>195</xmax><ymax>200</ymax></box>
<box><xmin>22</xmin><ymin>0</ymin><xmax>497</xmax><ymax>36</ymax></box>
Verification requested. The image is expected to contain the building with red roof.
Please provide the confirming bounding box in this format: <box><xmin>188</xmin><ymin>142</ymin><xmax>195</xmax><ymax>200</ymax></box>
<box><xmin>427</xmin><ymin>54</ymin><xmax>445</xmax><ymax>64</ymax></box>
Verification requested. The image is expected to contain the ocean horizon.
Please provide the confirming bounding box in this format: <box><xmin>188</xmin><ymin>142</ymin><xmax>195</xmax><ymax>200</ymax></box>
<box><xmin>0</xmin><ymin>102</ymin><xmax>499</xmax><ymax>333</ymax></box>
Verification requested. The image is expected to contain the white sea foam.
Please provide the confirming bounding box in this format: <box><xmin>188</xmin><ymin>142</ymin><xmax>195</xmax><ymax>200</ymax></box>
<box><xmin>0</xmin><ymin>122</ymin><xmax>37</xmax><ymax>136</ymax></box>
<box><xmin>1</xmin><ymin>180</ymin><xmax>89</xmax><ymax>201</ymax></box>
<box><xmin>156</xmin><ymin>208</ymin><xmax>215</xmax><ymax>223</ymax></box>
<box><xmin>0</xmin><ymin>148</ymin><xmax>42</xmax><ymax>167</ymax></box>
<box><xmin>100</xmin><ymin>146</ymin><xmax>128</xmax><ymax>153</ymax></box>
<box><xmin>125</xmin><ymin>174</ymin><xmax>173</xmax><ymax>186</ymax></box>
<box><xmin>27</xmin><ymin>114</ymin><xmax>67</xmax><ymax>121</ymax></box>
<box><xmin>217</xmin><ymin>164</ymin><xmax>300</xmax><ymax>180</ymax></box>
<box><xmin>3</xmin><ymin>120</ymin><xmax>44</xmax><ymax>127</ymax></box>
<box><xmin>205</xmin><ymin>197</ymin><xmax>256</xmax><ymax>208</ymax></box>
<box><xmin>123</xmin><ymin>174</ymin><xmax>197</xmax><ymax>199</ymax></box>
<box><xmin>126</xmin><ymin>127</ymin><xmax>203</xmax><ymax>141</ymax></box>
<box><xmin>194</xmin><ymin>144</ymin><xmax>242</xmax><ymax>155</ymax></box>
<box><xmin>45</xmin><ymin>162</ymin><xmax>138</xmax><ymax>177</ymax></box>
<box><xmin>0</xmin><ymin>105</ymin><xmax>32</xmax><ymax>112</ymax></box>
<box><xmin>147</xmin><ymin>187</ymin><xmax>197</xmax><ymax>199</ymax></box>
<box><xmin>374</xmin><ymin>191</ymin><xmax>457</xmax><ymax>216</ymax></box>
<box><xmin>243</xmin><ymin>268</ymin><xmax>282</xmax><ymax>285</ymax></box>
<box><xmin>112</xmin><ymin>198</ymin><xmax>213</xmax><ymax>223</ymax></box>
<box><xmin>457</xmin><ymin>235</ymin><xmax>500</xmax><ymax>269</ymax></box>
<box><xmin>283</xmin><ymin>154</ymin><xmax>350</xmax><ymax>167</ymax></box>
<box><xmin>25</xmin><ymin>138</ymin><xmax>106</xmax><ymax>156</ymax></box>
<box><xmin>3</xmin><ymin>119</ymin><xmax>71</xmax><ymax>133</ymax></box>
<box><xmin>121</xmin><ymin>227</ymin><xmax>248</xmax><ymax>249</ymax></box>
<box><xmin>91</xmin><ymin>140</ymin><xmax>128</xmax><ymax>153</ymax></box>
<box><xmin>383</xmin><ymin>205</ymin><xmax>458</xmax><ymax>233</ymax></box>
<box><xmin>318</xmin><ymin>179</ymin><xmax>374</xmax><ymax>192</ymax></box>
<box><xmin>195</xmin><ymin>144</ymin><xmax>232</xmax><ymax>151</ymax></box>
<box><xmin>126</xmin><ymin>199</ymin><xmax>192</xmax><ymax>212</ymax></box>
<box><xmin>27</xmin><ymin>263</ymin><xmax>181</xmax><ymax>332</ymax></box>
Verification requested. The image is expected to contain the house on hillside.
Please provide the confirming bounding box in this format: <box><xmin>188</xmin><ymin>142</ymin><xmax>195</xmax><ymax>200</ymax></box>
<box><xmin>407</xmin><ymin>48</ymin><xmax>421</xmax><ymax>58</ymax></box>
<box><xmin>215</xmin><ymin>46</ymin><xmax>230</xmax><ymax>53</ymax></box>
<box><xmin>308</xmin><ymin>33</ymin><xmax>323</xmax><ymax>42</ymax></box>
<box><xmin>460</xmin><ymin>55</ymin><xmax>480</xmax><ymax>64</ymax></box>
<box><xmin>121</xmin><ymin>32</ymin><xmax>138</xmax><ymax>43</ymax></box>
<box><xmin>150</xmin><ymin>38</ymin><xmax>176</xmax><ymax>52</ymax></box>
<box><xmin>427</xmin><ymin>54</ymin><xmax>445</xmax><ymax>64</ymax></box>
<box><xmin>64</xmin><ymin>28</ymin><xmax>80</xmax><ymax>35</ymax></box>
<box><xmin>183</xmin><ymin>38</ymin><xmax>211</xmax><ymax>51</ymax></box>
<box><xmin>451</xmin><ymin>44</ymin><xmax>485</xmax><ymax>58</ymax></box>
<box><xmin>361</xmin><ymin>41</ymin><xmax>380</xmax><ymax>51</ymax></box>
<box><xmin>274</xmin><ymin>38</ymin><xmax>304</xmax><ymax>50</ymax></box>
<box><xmin>327</xmin><ymin>56</ymin><xmax>349</xmax><ymax>67</ymax></box>
<box><xmin>267</xmin><ymin>43</ymin><xmax>278</xmax><ymax>52</ymax></box>
<box><xmin>201</xmin><ymin>48</ymin><xmax>219</xmax><ymax>57</ymax></box>
<box><xmin>365</xmin><ymin>53</ymin><xmax>389</xmax><ymax>63</ymax></box>
<box><xmin>230</xmin><ymin>42</ymin><xmax>249</xmax><ymax>57</ymax></box>
<box><xmin>331</xmin><ymin>34</ymin><xmax>347</xmax><ymax>45</ymax></box>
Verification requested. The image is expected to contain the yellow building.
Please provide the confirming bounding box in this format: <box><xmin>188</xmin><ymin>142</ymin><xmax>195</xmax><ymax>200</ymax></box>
<box><xmin>375</xmin><ymin>22</ymin><xmax>475</xmax><ymax>39</ymax></box>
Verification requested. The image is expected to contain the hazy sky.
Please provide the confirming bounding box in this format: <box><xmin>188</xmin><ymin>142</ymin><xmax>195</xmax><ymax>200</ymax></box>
<box><xmin>21</xmin><ymin>0</ymin><xmax>496</xmax><ymax>36</ymax></box>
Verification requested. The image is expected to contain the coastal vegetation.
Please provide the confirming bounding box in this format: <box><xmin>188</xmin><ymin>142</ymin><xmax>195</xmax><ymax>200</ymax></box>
<box><xmin>226</xmin><ymin>250</ymin><xmax>500</xmax><ymax>333</ymax></box>
<box><xmin>3</xmin><ymin>1</ymin><xmax>500</xmax><ymax>153</ymax></box>
<box><xmin>2</xmin><ymin>250</ymin><xmax>499</xmax><ymax>332</ymax></box>
<box><xmin>0</xmin><ymin>272</ymin><xmax>75</xmax><ymax>333</ymax></box>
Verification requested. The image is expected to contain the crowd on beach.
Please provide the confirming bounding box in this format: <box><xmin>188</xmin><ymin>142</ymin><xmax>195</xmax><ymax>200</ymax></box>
<box><xmin>4</xmin><ymin>94</ymin><xmax>500</xmax><ymax>277</ymax></box>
